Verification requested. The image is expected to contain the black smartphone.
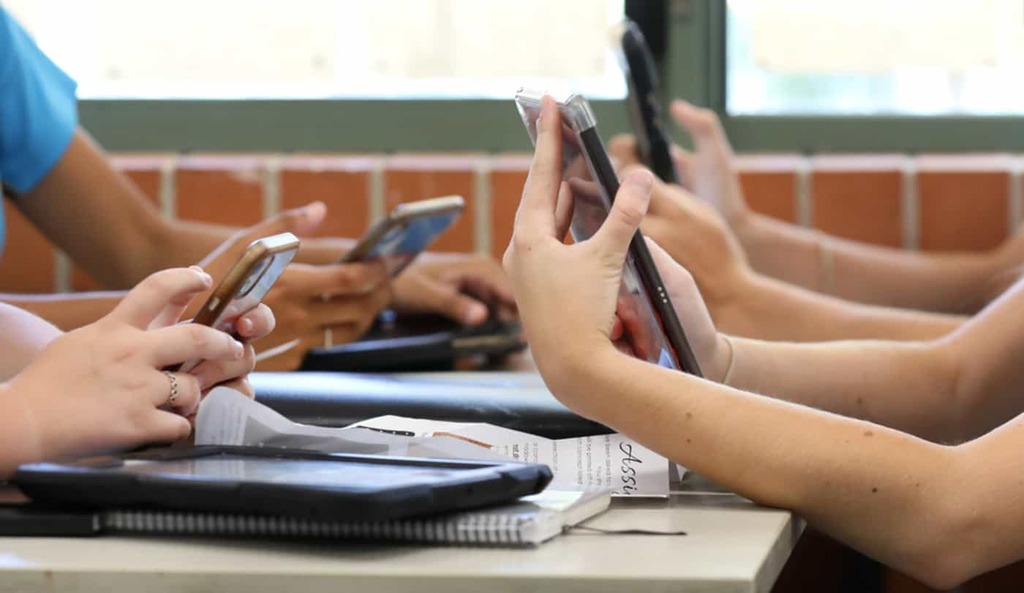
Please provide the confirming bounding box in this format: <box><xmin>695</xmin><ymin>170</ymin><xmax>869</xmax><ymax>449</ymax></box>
<box><xmin>616</xmin><ymin>19</ymin><xmax>679</xmax><ymax>184</ymax></box>
<box><xmin>514</xmin><ymin>90</ymin><xmax>702</xmax><ymax>377</ymax></box>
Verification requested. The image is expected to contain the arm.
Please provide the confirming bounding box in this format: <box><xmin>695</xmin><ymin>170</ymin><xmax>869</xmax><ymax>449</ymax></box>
<box><xmin>1</xmin><ymin>291</ymin><xmax>121</xmax><ymax>331</ymax></box>
<box><xmin>734</xmin><ymin>211</ymin><xmax>1011</xmax><ymax>314</ymax></box>
<box><xmin>610</xmin><ymin>101</ymin><xmax>1016</xmax><ymax>313</ymax></box>
<box><xmin>0</xmin><ymin>302</ymin><xmax>61</xmax><ymax>380</ymax></box>
<box><xmin>636</xmin><ymin>171</ymin><xmax>965</xmax><ymax>342</ymax></box>
<box><xmin>508</xmin><ymin>101</ymin><xmax>1024</xmax><ymax>587</ymax></box>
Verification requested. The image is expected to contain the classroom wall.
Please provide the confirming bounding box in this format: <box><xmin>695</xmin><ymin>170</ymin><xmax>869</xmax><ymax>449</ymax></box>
<box><xmin>1</xmin><ymin>152</ymin><xmax>1016</xmax><ymax>293</ymax></box>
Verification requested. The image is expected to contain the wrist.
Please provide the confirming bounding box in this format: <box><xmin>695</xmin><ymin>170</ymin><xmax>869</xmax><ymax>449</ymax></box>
<box><xmin>0</xmin><ymin>382</ymin><xmax>44</xmax><ymax>478</ymax></box>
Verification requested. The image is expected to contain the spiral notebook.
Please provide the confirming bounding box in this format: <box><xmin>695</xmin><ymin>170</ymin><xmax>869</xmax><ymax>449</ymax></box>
<box><xmin>0</xmin><ymin>488</ymin><xmax>611</xmax><ymax>547</ymax></box>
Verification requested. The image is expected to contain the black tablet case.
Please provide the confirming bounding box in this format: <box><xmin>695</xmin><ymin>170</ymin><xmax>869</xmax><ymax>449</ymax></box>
<box><xmin>12</xmin><ymin>446</ymin><xmax>552</xmax><ymax>523</ymax></box>
<box><xmin>251</xmin><ymin>372</ymin><xmax>610</xmax><ymax>440</ymax></box>
<box><xmin>300</xmin><ymin>314</ymin><xmax>526</xmax><ymax>373</ymax></box>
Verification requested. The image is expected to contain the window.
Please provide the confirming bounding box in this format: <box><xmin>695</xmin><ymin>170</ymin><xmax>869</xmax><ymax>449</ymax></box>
<box><xmin>726</xmin><ymin>0</ymin><xmax>1024</xmax><ymax>116</ymax></box>
<box><xmin>7</xmin><ymin>0</ymin><xmax>625</xmax><ymax>100</ymax></box>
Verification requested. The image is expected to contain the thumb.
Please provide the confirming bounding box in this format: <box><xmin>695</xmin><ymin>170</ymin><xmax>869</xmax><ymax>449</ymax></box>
<box><xmin>244</xmin><ymin>201</ymin><xmax>327</xmax><ymax>242</ymax></box>
<box><xmin>669</xmin><ymin>100</ymin><xmax>722</xmax><ymax>151</ymax></box>
<box><xmin>592</xmin><ymin>170</ymin><xmax>653</xmax><ymax>261</ymax></box>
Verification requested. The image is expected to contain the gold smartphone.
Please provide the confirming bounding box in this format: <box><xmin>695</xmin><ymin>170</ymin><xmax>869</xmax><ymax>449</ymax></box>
<box><xmin>341</xmin><ymin>195</ymin><xmax>464</xmax><ymax>277</ymax></box>
<box><xmin>175</xmin><ymin>232</ymin><xmax>300</xmax><ymax>373</ymax></box>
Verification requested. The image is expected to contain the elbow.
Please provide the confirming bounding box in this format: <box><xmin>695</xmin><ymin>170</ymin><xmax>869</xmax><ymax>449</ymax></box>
<box><xmin>896</xmin><ymin>472</ymin><xmax>990</xmax><ymax>589</ymax></box>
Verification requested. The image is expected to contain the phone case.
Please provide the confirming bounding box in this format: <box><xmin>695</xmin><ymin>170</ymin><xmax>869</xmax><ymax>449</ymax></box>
<box><xmin>341</xmin><ymin>196</ymin><xmax>464</xmax><ymax>277</ymax></box>
<box><xmin>617</xmin><ymin>19</ymin><xmax>679</xmax><ymax>184</ymax></box>
<box><xmin>514</xmin><ymin>90</ymin><xmax>702</xmax><ymax>377</ymax></box>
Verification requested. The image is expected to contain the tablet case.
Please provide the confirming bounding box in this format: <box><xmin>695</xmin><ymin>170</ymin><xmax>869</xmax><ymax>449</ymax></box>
<box><xmin>12</xmin><ymin>445</ymin><xmax>552</xmax><ymax>523</ymax></box>
<box><xmin>250</xmin><ymin>372</ymin><xmax>611</xmax><ymax>439</ymax></box>
<box><xmin>300</xmin><ymin>314</ymin><xmax>526</xmax><ymax>373</ymax></box>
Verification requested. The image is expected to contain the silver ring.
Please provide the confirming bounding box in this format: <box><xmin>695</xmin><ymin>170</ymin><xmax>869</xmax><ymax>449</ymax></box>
<box><xmin>163</xmin><ymin>371</ymin><xmax>179</xmax><ymax>406</ymax></box>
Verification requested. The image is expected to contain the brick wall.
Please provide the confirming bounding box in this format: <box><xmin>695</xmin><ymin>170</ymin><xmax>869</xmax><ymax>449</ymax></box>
<box><xmin>3</xmin><ymin>151</ymin><xmax>1019</xmax><ymax>293</ymax></box>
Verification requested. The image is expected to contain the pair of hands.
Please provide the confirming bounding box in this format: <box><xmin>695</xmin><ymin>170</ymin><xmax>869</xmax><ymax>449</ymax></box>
<box><xmin>503</xmin><ymin>97</ymin><xmax>732</xmax><ymax>397</ymax></box>
<box><xmin>196</xmin><ymin>202</ymin><xmax>516</xmax><ymax>371</ymax></box>
<box><xmin>3</xmin><ymin>267</ymin><xmax>273</xmax><ymax>475</ymax></box>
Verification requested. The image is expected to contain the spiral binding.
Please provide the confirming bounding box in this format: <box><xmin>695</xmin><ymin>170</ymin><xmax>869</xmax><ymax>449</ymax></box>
<box><xmin>103</xmin><ymin>510</ymin><xmax>545</xmax><ymax>546</ymax></box>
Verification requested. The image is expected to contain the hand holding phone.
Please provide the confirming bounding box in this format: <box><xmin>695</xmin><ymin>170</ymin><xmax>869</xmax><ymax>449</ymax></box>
<box><xmin>174</xmin><ymin>232</ymin><xmax>300</xmax><ymax>373</ymax></box>
<box><xmin>341</xmin><ymin>195</ymin><xmax>464</xmax><ymax>277</ymax></box>
<box><xmin>514</xmin><ymin>90</ymin><xmax>702</xmax><ymax>377</ymax></box>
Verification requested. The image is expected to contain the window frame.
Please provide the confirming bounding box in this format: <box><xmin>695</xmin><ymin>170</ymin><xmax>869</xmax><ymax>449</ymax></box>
<box><xmin>660</xmin><ymin>0</ymin><xmax>1024</xmax><ymax>153</ymax></box>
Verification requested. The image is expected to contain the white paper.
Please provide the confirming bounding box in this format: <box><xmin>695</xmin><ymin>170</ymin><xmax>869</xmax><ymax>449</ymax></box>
<box><xmin>196</xmin><ymin>388</ymin><xmax>670</xmax><ymax>496</ymax></box>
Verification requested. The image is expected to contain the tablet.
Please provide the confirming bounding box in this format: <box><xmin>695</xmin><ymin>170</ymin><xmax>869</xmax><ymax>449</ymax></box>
<box><xmin>514</xmin><ymin>90</ymin><xmax>703</xmax><ymax>376</ymax></box>
<box><xmin>12</xmin><ymin>445</ymin><xmax>552</xmax><ymax>522</ymax></box>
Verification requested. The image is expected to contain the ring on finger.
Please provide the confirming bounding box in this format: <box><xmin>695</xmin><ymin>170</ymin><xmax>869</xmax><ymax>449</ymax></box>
<box><xmin>163</xmin><ymin>370</ymin><xmax>180</xmax><ymax>406</ymax></box>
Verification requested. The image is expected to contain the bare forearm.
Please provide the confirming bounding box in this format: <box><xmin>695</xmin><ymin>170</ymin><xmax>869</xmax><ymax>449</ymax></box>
<box><xmin>736</xmin><ymin>213</ymin><xmax>1001</xmax><ymax>313</ymax></box>
<box><xmin>723</xmin><ymin>336</ymin><xmax>960</xmax><ymax>441</ymax></box>
<box><xmin>714</xmin><ymin>273</ymin><xmax>964</xmax><ymax>342</ymax></box>
<box><xmin>1</xmin><ymin>293</ymin><xmax>122</xmax><ymax>331</ymax></box>
<box><xmin>0</xmin><ymin>304</ymin><xmax>62</xmax><ymax>379</ymax></box>
<box><xmin>556</xmin><ymin>349</ymin><xmax>961</xmax><ymax>587</ymax></box>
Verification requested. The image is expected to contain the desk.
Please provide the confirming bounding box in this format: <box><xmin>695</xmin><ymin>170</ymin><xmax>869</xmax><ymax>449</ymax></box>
<box><xmin>0</xmin><ymin>489</ymin><xmax>800</xmax><ymax>593</ymax></box>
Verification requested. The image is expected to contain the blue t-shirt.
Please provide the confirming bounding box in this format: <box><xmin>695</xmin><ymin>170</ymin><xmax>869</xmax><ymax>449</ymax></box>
<box><xmin>0</xmin><ymin>8</ymin><xmax>78</xmax><ymax>251</ymax></box>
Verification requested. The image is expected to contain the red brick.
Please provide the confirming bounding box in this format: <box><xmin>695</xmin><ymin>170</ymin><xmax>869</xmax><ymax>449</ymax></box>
<box><xmin>811</xmin><ymin>155</ymin><xmax>904</xmax><ymax>247</ymax></box>
<box><xmin>489</xmin><ymin>154</ymin><xmax>531</xmax><ymax>259</ymax></box>
<box><xmin>175</xmin><ymin>155</ymin><xmax>267</xmax><ymax>227</ymax></box>
<box><xmin>0</xmin><ymin>200</ymin><xmax>56</xmax><ymax>292</ymax></box>
<box><xmin>383</xmin><ymin>154</ymin><xmax>481</xmax><ymax>253</ymax></box>
<box><xmin>916</xmin><ymin>155</ymin><xmax>1011</xmax><ymax>252</ymax></box>
<box><xmin>735</xmin><ymin>155</ymin><xmax>800</xmax><ymax>223</ymax></box>
<box><xmin>280</xmin><ymin>155</ymin><xmax>377</xmax><ymax>240</ymax></box>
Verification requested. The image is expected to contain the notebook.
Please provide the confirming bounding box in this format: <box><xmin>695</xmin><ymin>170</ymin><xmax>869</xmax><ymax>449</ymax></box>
<box><xmin>0</xmin><ymin>488</ymin><xmax>611</xmax><ymax>547</ymax></box>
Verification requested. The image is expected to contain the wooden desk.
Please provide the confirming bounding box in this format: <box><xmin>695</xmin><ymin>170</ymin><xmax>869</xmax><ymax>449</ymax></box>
<box><xmin>0</xmin><ymin>488</ymin><xmax>799</xmax><ymax>593</ymax></box>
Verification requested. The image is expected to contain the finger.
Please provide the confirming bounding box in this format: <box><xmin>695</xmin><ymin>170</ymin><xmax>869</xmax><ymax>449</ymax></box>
<box><xmin>220</xmin><ymin>377</ymin><xmax>255</xmax><ymax>398</ymax></box>
<box><xmin>144</xmin><ymin>323</ymin><xmax>245</xmax><ymax>368</ymax></box>
<box><xmin>189</xmin><ymin>343</ymin><xmax>256</xmax><ymax>393</ymax></box>
<box><xmin>591</xmin><ymin>170</ymin><xmax>654</xmax><ymax>261</ymax></box>
<box><xmin>109</xmin><ymin>268</ymin><xmax>213</xmax><ymax>329</ymax></box>
<box><xmin>607</xmin><ymin>134</ymin><xmax>642</xmax><ymax>169</ymax></box>
<box><xmin>142</xmin><ymin>410</ymin><xmax>194</xmax><ymax>445</ymax></box>
<box><xmin>610</xmin><ymin>315</ymin><xmax>625</xmax><ymax>341</ymax></box>
<box><xmin>644</xmin><ymin>236</ymin><xmax>695</xmax><ymax>298</ymax></box>
<box><xmin>282</xmin><ymin>262</ymin><xmax>388</xmax><ymax>297</ymax></box>
<box><xmin>669</xmin><ymin>100</ymin><xmax>722</xmax><ymax>151</ymax></box>
<box><xmin>406</xmin><ymin>277</ymin><xmax>490</xmax><ymax>326</ymax></box>
<box><xmin>669</xmin><ymin>144</ymin><xmax>697</xmax><ymax>192</ymax></box>
<box><xmin>516</xmin><ymin>96</ymin><xmax>563</xmax><ymax>240</ymax></box>
<box><xmin>553</xmin><ymin>181</ymin><xmax>575</xmax><ymax>241</ymax></box>
<box><xmin>234</xmin><ymin>304</ymin><xmax>276</xmax><ymax>340</ymax></box>
<box><xmin>305</xmin><ymin>287</ymin><xmax>391</xmax><ymax>329</ymax></box>
<box><xmin>154</xmin><ymin>371</ymin><xmax>202</xmax><ymax>415</ymax></box>
<box><xmin>237</xmin><ymin>202</ymin><xmax>326</xmax><ymax>243</ymax></box>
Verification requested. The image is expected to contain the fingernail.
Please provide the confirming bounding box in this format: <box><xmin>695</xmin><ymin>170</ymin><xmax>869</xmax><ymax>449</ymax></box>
<box><xmin>234</xmin><ymin>340</ymin><xmax>245</xmax><ymax>357</ymax></box>
<box><xmin>238</xmin><ymin>318</ymin><xmax>254</xmax><ymax>334</ymax></box>
<box><xmin>465</xmin><ymin>303</ymin><xmax>488</xmax><ymax>325</ymax></box>
<box><xmin>628</xmin><ymin>170</ymin><xmax>654</xmax><ymax>192</ymax></box>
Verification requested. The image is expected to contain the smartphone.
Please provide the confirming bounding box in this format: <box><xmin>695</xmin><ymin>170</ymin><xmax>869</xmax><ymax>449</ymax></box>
<box><xmin>616</xmin><ymin>19</ymin><xmax>679</xmax><ymax>184</ymax></box>
<box><xmin>514</xmin><ymin>90</ymin><xmax>702</xmax><ymax>377</ymax></box>
<box><xmin>340</xmin><ymin>195</ymin><xmax>464</xmax><ymax>277</ymax></box>
<box><xmin>174</xmin><ymin>232</ymin><xmax>300</xmax><ymax>373</ymax></box>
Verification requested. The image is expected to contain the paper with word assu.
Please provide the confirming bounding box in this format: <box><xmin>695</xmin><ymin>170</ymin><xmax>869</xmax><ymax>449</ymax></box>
<box><xmin>196</xmin><ymin>387</ymin><xmax>670</xmax><ymax>497</ymax></box>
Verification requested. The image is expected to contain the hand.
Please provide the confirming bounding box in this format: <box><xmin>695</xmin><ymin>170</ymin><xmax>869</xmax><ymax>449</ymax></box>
<box><xmin>392</xmin><ymin>252</ymin><xmax>517</xmax><ymax>325</ymax></box>
<box><xmin>196</xmin><ymin>203</ymin><xmax>391</xmax><ymax>371</ymax></box>
<box><xmin>644</xmin><ymin>238</ymin><xmax>732</xmax><ymax>382</ymax></box>
<box><xmin>503</xmin><ymin>96</ymin><xmax>655</xmax><ymax>392</ymax></box>
<box><xmin>6</xmin><ymin>268</ymin><xmax>247</xmax><ymax>470</ymax></box>
<box><xmin>607</xmin><ymin>99</ymin><xmax>751</xmax><ymax>228</ymax></box>
<box><xmin>631</xmin><ymin>165</ymin><xmax>753</xmax><ymax>307</ymax></box>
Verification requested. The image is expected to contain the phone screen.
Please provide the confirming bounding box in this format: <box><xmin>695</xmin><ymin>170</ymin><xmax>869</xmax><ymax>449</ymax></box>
<box><xmin>367</xmin><ymin>210</ymin><xmax>462</xmax><ymax>276</ymax></box>
<box><xmin>516</xmin><ymin>93</ymin><xmax>702</xmax><ymax>376</ymax></box>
